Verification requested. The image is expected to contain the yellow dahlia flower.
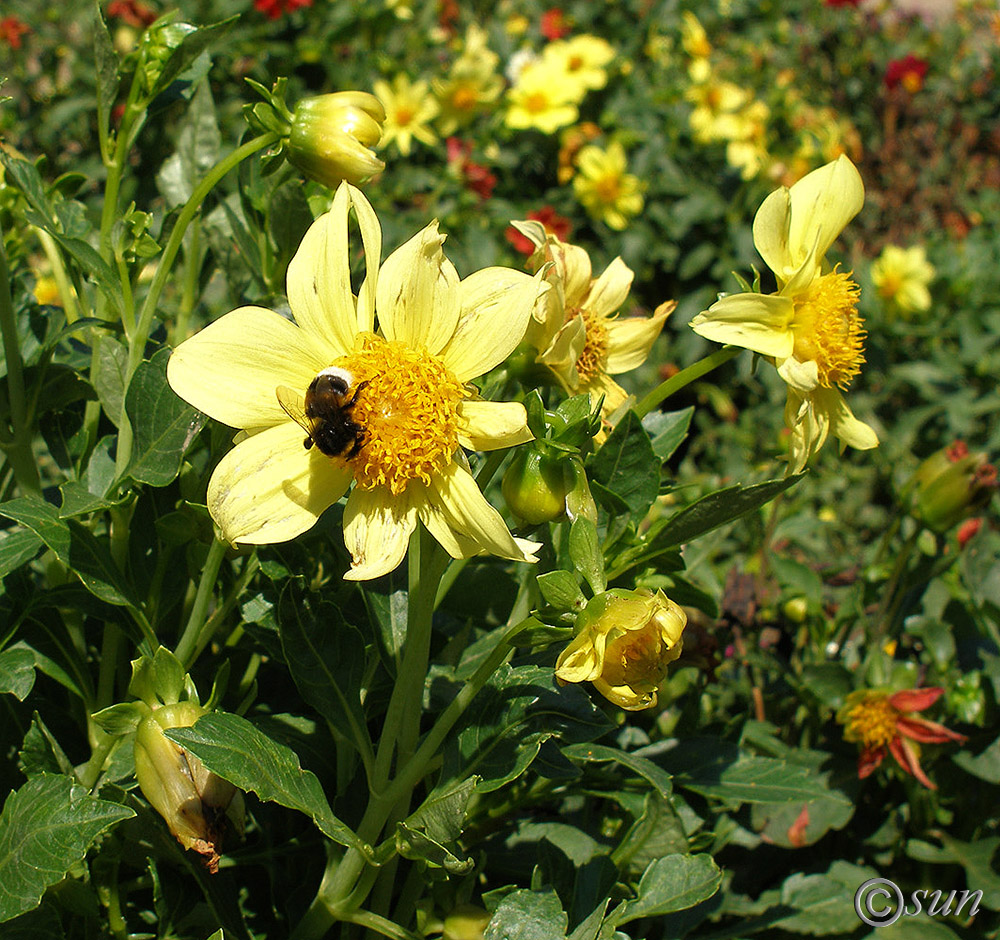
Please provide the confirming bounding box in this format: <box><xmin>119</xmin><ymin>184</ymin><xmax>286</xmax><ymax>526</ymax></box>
<box><xmin>689</xmin><ymin>155</ymin><xmax>878</xmax><ymax>472</ymax></box>
<box><xmin>373</xmin><ymin>74</ymin><xmax>439</xmax><ymax>156</ymax></box>
<box><xmin>433</xmin><ymin>24</ymin><xmax>504</xmax><ymax>136</ymax></box>
<box><xmin>504</xmin><ymin>61</ymin><xmax>580</xmax><ymax>134</ymax></box>
<box><xmin>168</xmin><ymin>184</ymin><xmax>543</xmax><ymax>580</ymax></box>
<box><xmin>572</xmin><ymin>142</ymin><xmax>644</xmax><ymax>231</ymax></box>
<box><xmin>540</xmin><ymin>34</ymin><xmax>615</xmax><ymax>95</ymax></box>
<box><xmin>871</xmin><ymin>244</ymin><xmax>934</xmax><ymax>318</ymax></box>
<box><xmin>513</xmin><ymin>221</ymin><xmax>673</xmax><ymax>420</ymax></box>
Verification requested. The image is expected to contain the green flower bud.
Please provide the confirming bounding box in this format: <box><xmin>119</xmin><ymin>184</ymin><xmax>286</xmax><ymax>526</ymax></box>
<box><xmin>555</xmin><ymin>588</ymin><xmax>687</xmax><ymax>710</ymax></box>
<box><xmin>913</xmin><ymin>441</ymin><xmax>997</xmax><ymax>532</ymax></box>
<box><xmin>134</xmin><ymin>702</ymin><xmax>243</xmax><ymax>872</ymax></box>
<box><xmin>502</xmin><ymin>449</ymin><xmax>567</xmax><ymax>524</ymax></box>
<box><xmin>287</xmin><ymin>92</ymin><xmax>386</xmax><ymax>187</ymax></box>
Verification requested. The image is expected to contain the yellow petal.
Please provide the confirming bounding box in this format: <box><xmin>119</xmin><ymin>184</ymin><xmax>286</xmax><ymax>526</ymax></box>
<box><xmin>346</xmin><ymin>183</ymin><xmax>382</xmax><ymax>334</ymax></box>
<box><xmin>168</xmin><ymin>307</ymin><xmax>334</xmax><ymax>429</ymax></box>
<box><xmin>689</xmin><ymin>292</ymin><xmax>794</xmax><ymax>358</ymax></box>
<box><xmin>605</xmin><ymin>300</ymin><xmax>675</xmax><ymax>374</ymax></box>
<box><xmin>286</xmin><ymin>184</ymin><xmax>366</xmax><ymax>355</ymax></box>
<box><xmin>439</xmin><ymin>267</ymin><xmax>543</xmax><ymax>382</ymax></box>
<box><xmin>784</xmin><ymin>389</ymin><xmax>829</xmax><ymax>474</ymax></box>
<box><xmin>822</xmin><ymin>387</ymin><xmax>879</xmax><ymax>451</ymax></box>
<box><xmin>592</xmin><ymin>677</ymin><xmax>655</xmax><ymax>710</ymax></box>
<box><xmin>554</xmin><ymin>635</ymin><xmax>601</xmax><ymax>682</ymax></box>
<box><xmin>342</xmin><ymin>485</ymin><xmax>418</xmax><ymax>580</ymax></box>
<box><xmin>584</xmin><ymin>257</ymin><xmax>633</xmax><ymax>319</ymax></box>
<box><xmin>552</xmin><ymin>240</ymin><xmax>593</xmax><ymax>309</ymax></box>
<box><xmin>457</xmin><ymin>400</ymin><xmax>533</xmax><ymax>451</ymax></box>
<box><xmin>208</xmin><ymin>422</ymin><xmax>353</xmax><ymax>544</ymax></box>
<box><xmin>583</xmin><ymin>370</ymin><xmax>630</xmax><ymax>420</ymax></box>
<box><xmin>776</xmin><ymin>355</ymin><xmax>819</xmax><ymax>392</ymax></box>
<box><xmin>376</xmin><ymin>221</ymin><xmax>460</xmax><ymax>355</ymax></box>
<box><xmin>538</xmin><ymin>315</ymin><xmax>587</xmax><ymax>382</ymax></box>
<box><xmin>426</xmin><ymin>461</ymin><xmax>539</xmax><ymax>563</ymax></box>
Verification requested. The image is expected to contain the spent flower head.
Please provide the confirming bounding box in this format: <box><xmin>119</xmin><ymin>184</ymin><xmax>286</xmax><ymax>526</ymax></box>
<box><xmin>168</xmin><ymin>184</ymin><xmax>543</xmax><ymax>580</ymax></box>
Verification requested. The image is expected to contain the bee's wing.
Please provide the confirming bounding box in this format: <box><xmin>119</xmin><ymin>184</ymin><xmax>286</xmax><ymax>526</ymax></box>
<box><xmin>275</xmin><ymin>385</ymin><xmax>314</xmax><ymax>439</ymax></box>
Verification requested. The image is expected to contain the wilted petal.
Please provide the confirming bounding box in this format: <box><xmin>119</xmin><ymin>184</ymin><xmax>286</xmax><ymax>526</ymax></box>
<box><xmin>457</xmin><ymin>400</ymin><xmax>533</xmax><ymax>451</ymax></box>
<box><xmin>690</xmin><ymin>292</ymin><xmax>795</xmax><ymax>358</ymax></box>
<box><xmin>889</xmin><ymin>687</ymin><xmax>943</xmax><ymax>712</ymax></box>
<box><xmin>889</xmin><ymin>735</ymin><xmax>936</xmax><ymax>790</ymax></box>
<box><xmin>377</xmin><ymin>221</ymin><xmax>459</xmax><ymax>355</ymax></box>
<box><xmin>896</xmin><ymin>716</ymin><xmax>967</xmax><ymax>744</ymax></box>
<box><xmin>208</xmin><ymin>423</ymin><xmax>353</xmax><ymax>545</ymax></box>
<box><xmin>342</xmin><ymin>485</ymin><xmax>419</xmax><ymax>580</ymax></box>
<box><xmin>168</xmin><ymin>307</ymin><xmax>335</xmax><ymax>429</ymax></box>
<box><xmin>857</xmin><ymin>745</ymin><xmax>885</xmax><ymax>779</ymax></box>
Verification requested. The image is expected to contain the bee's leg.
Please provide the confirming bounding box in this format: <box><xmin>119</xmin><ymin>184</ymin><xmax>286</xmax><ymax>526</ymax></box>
<box><xmin>349</xmin><ymin>380</ymin><xmax>370</xmax><ymax>406</ymax></box>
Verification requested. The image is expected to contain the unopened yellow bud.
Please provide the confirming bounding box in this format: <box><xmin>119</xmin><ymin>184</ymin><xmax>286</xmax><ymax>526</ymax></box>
<box><xmin>133</xmin><ymin>702</ymin><xmax>243</xmax><ymax>872</ymax></box>
<box><xmin>287</xmin><ymin>92</ymin><xmax>386</xmax><ymax>187</ymax></box>
<box><xmin>555</xmin><ymin>588</ymin><xmax>686</xmax><ymax>710</ymax></box>
<box><xmin>442</xmin><ymin>905</ymin><xmax>490</xmax><ymax>940</ymax></box>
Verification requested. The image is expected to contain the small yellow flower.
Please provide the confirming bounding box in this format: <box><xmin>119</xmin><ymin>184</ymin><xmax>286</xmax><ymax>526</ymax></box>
<box><xmin>725</xmin><ymin>100</ymin><xmax>770</xmax><ymax>179</ymax></box>
<box><xmin>33</xmin><ymin>275</ymin><xmax>62</xmax><ymax>307</ymax></box>
<box><xmin>373</xmin><ymin>74</ymin><xmax>439</xmax><ymax>156</ymax></box>
<box><xmin>556</xmin><ymin>588</ymin><xmax>687</xmax><ymax>710</ymax></box>
<box><xmin>686</xmin><ymin>77</ymin><xmax>750</xmax><ymax>144</ymax></box>
<box><xmin>690</xmin><ymin>155</ymin><xmax>878</xmax><ymax>472</ymax></box>
<box><xmin>572</xmin><ymin>142</ymin><xmax>644</xmax><ymax>231</ymax></box>
<box><xmin>680</xmin><ymin>11</ymin><xmax>712</xmax><ymax>59</ymax></box>
<box><xmin>540</xmin><ymin>34</ymin><xmax>615</xmax><ymax>95</ymax></box>
<box><xmin>433</xmin><ymin>24</ymin><xmax>504</xmax><ymax>136</ymax></box>
<box><xmin>871</xmin><ymin>244</ymin><xmax>934</xmax><ymax>318</ymax></box>
<box><xmin>513</xmin><ymin>220</ymin><xmax>673</xmax><ymax>422</ymax></box>
<box><xmin>504</xmin><ymin>61</ymin><xmax>580</xmax><ymax>133</ymax></box>
<box><xmin>168</xmin><ymin>184</ymin><xmax>543</xmax><ymax>580</ymax></box>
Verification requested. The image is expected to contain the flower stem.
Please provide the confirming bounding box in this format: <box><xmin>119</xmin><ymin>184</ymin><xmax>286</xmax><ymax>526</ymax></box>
<box><xmin>634</xmin><ymin>345</ymin><xmax>741</xmax><ymax>419</ymax></box>
<box><xmin>174</xmin><ymin>537</ymin><xmax>228</xmax><ymax>668</ymax></box>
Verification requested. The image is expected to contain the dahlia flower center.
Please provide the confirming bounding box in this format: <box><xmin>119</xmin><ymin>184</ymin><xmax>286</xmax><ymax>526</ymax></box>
<box><xmin>602</xmin><ymin>628</ymin><xmax>667</xmax><ymax>690</ymax></box>
<box><xmin>452</xmin><ymin>85</ymin><xmax>478</xmax><ymax>111</ymax></box>
<box><xmin>569</xmin><ymin>308</ymin><xmax>609</xmax><ymax>384</ymax></box>
<box><xmin>847</xmin><ymin>696</ymin><xmax>898</xmax><ymax>750</ymax></box>
<box><xmin>394</xmin><ymin>106</ymin><xmax>414</xmax><ymax>127</ymax></box>
<box><xmin>525</xmin><ymin>92</ymin><xmax>549</xmax><ymax>113</ymax></box>
<box><xmin>791</xmin><ymin>269</ymin><xmax>865</xmax><ymax>388</ymax></box>
<box><xmin>335</xmin><ymin>334</ymin><xmax>464</xmax><ymax>495</ymax></box>
<box><xmin>593</xmin><ymin>174</ymin><xmax>622</xmax><ymax>205</ymax></box>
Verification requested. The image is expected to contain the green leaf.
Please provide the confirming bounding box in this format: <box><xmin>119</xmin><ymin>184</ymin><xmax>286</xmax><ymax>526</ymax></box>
<box><xmin>588</xmin><ymin>411</ymin><xmax>659</xmax><ymax>519</ymax></box>
<box><xmin>568</xmin><ymin>518</ymin><xmax>606</xmax><ymax>595</ymax></box>
<box><xmin>124</xmin><ymin>349</ymin><xmax>206</xmax><ymax>486</ymax></box>
<box><xmin>618</xmin><ymin>854</ymin><xmax>722</xmax><ymax>924</ymax></box>
<box><xmin>561</xmin><ymin>743</ymin><xmax>672</xmax><ymax>800</ymax></box>
<box><xmin>907</xmin><ymin>835</ymin><xmax>1000</xmax><ymax>910</ymax></box>
<box><xmin>0</xmin><ymin>774</ymin><xmax>134</xmax><ymax>923</ymax></box>
<box><xmin>409</xmin><ymin>778</ymin><xmax>477</xmax><ymax>844</ymax></box>
<box><xmin>0</xmin><ymin>648</ymin><xmax>36</xmax><ymax>701</ymax></box>
<box><xmin>93</xmin><ymin>3</ymin><xmax>120</xmax><ymax>154</ymax></box>
<box><xmin>146</xmin><ymin>17</ymin><xmax>238</xmax><ymax>100</ymax></box>
<box><xmin>485</xmin><ymin>889</ymin><xmax>568</xmax><ymax>940</ymax></box>
<box><xmin>91</xmin><ymin>335</ymin><xmax>129</xmax><ymax>430</ymax></box>
<box><xmin>166</xmin><ymin>712</ymin><xmax>366</xmax><ymax>853</ymax></box>
<box><xmin>395</xmin><ymin>821</ymin><xmax>473</xmax><ymax>874</ymax></box>
<box><xmin>277</xmin><ymin>589</ymin><xmax>372</xmax><ymax>764</ymax></box>
<box><xmin>953</xmin><ymin>732</ymin><xmax>1000</xmax><ymax>783</ymax></box>
<box><xmin>509</xmin><ymin>821</ymin><xmax>604</xmax><ymax>867</ymax></box>
<box><xmin>0</xmin><ymin>530</ymin><xmax>44</xmax><ymax>579</ymax></box>
<box><xmin>156</xmin><ymin>80</ymin><xmax>221</xmax><ymax>207</ymax></box>
<box><xmin>536</xmin><ymin>571</ymin><xmax>586</xmax><ymax>611</ymax></box>
<box><xmin>57</xmin><ymin>482</ymin><xmax>111</xmax><ymax>519</ymax></box>
<box><xmin>642</xmin><ymin>407</ymin><xmax>693</xmax><ymax>461</ymax></box>
<box><xmin>0</xmin><ymin>497</ymin><xmax>135</xmax><ymax>607</ymax></box>
<box><xmin>613</xmin><ymin>793</ymin><xmax>688</xmax><ymax>874</ymax></box>
<box><xmin>651</xmin><ymin>476</ymin><xmax>802</xmax><ymax>547</ymax></box>
<box><xmin>34</xmin><ymin>227</ymin><xmax>124</xmax><ymax>317</ymax></box>
<box><xmin>776</xmin><ymin>860</ymin><xmax>879</xmax><ymax>935</ymax></box>
<box><xmin>861</xmin><ymin>920</ymin><xmax>962</xmax><ymax>940</ymax></box>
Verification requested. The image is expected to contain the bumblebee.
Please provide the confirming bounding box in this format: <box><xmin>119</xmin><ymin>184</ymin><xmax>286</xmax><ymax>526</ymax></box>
<box><xmin>276</xmin><ymin>368</ymin><xmax>368</xmax><ymax>459</ymax></box>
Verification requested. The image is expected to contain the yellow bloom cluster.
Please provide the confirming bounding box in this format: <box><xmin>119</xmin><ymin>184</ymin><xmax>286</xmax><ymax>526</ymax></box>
<box><xmin>433</xmin><ymin>24</ymin><xmax>505</xmax><ymax>136</ymax></box>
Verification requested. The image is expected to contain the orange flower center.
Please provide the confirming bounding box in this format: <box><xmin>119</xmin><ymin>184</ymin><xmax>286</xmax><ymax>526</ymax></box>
<box><xmin>452</xmin><ymin>85</ymin><xmax>478</xmax><ymax>111</ymax></box>
<box><xmin>525</xmin><ymin>91</ymin><xmax>549</xmax><ymax>113</ymax></box>
<box><xmin>394</xmin><ymin>106</ymin><xmax>414</xmax><ymax>126</ymax></box>
<box><xmin>791</xmin><ymin>269</ymin><xmax>865</xmax><ymax>388</ymax></box>
<box><xmin>846</xmin><ymin>696</ymin><xmax>899</xmax><ymax>750</ymax></box>
<box><xmin>334</xmin><ymin>335</ymin><xmax>464</xmax><ymax>494</ymax></box>
<box><xmin>592</xmin><ymin>174</ymin><xmax>622</xmax><ymax>205</ymax></box>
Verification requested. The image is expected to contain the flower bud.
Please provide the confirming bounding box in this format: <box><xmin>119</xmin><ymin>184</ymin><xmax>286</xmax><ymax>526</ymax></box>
<box><xmin>134</xmin><ymin>702</ymin><xmax>243</xmax><ymax>872</ymax></box>
<box><xmin>287</xmin><ymin>92</ymin><xmax>386</xmax><ymax>187</ymax></box>
<box><xmin>502</xmin><ymin>449</ymin><xmax>567</xmax><ymax>524</ymax></box>
<box><xmin>555</xmin><ymin>588</ymin><xmax>686</xmax><ymax>710</ymax></box>
<box><xmin>912</xmin><ymin>441</ymin><xmax>998</xmax><ymax>532</ymax></box>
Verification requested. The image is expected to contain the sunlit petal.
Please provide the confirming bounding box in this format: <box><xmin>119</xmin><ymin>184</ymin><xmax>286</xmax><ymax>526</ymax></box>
<box><xmin>342</xmin><ymin>485</ymin><xmax>419</xmax><ymax>580</ymax></box>
<box><xmin>584</xmin><ymin>257</ymin><xmax>633</xmax><ymax>319</ymax></box>
<box><xmin>690</xmin><ymin>292</ymin><xmax>795</xmax><ymax>358</ymax></box>
<box><xmin>457</xmin><ymin>400</ymin><xmax>533</xmax><ymax>451</ymax></box>
<box><xmin>605</xmin><ymin>300</ymin><xmax>675</xmax><ymax>374</ymax></box>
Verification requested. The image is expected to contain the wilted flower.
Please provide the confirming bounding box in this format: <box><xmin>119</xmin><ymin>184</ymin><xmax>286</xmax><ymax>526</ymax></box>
<box><xmin>572</xmin><ymin>141</ymin><xmax>644</xmax><ymax>231</ymax></box>
<box><xmin>287</xmin><ymin>92</ymin><xmax>386</xmax><ymax>187</ymax></box>
<box><xmin>885</xmin><ymin>54</ymin><xmax>928</xmax><ymax>92</ymax></box>
<box><xmin>871</xmin><ymin>244</ymin><xmax>934</xmax><ymax>317</ymax></box>
<box><xmin>513</xmin><ymin>221</ymin><xmax>672</xmax><ymax>421</ymax></box>
<box><xmin>168</xmin><ymin>184</ymin><xmax>543</xmax><ymax>580</ymax></box>
<box><xmin>373</xmin><ymin>74</ymin><xmax>439</xmax><ymax>156</ymax></box>
<box><xmin>556</xmin><ymin>588</ymin><xmax>687</xmax><ymax>710</ymax></box>
<box><xmin>838</xmin><ymin>687</ymin><xmax>966</xmax><ymax>789</ymax></box>
<box><xmin>690</xmin><ymin>155</ymin><xmax>878</xmax><ymax>472</ymax></box>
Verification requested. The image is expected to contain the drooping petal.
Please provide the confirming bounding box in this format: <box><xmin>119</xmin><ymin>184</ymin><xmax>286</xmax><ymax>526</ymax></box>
<box><xmin>689</xmin><ymin>292</ymin><xmax>795</xmax><ymax>358</ymax></box>
<box><xmin>342</xmin><ymin>485</ymin><xmax>419</xmax><ymax>580</ymax></box>
<box><xmin>426</xmin><ymin>461</ymin><xmax>540</xmax><ymax>563</ymax></box>
<box><xmin>605</xmin><ymin>300</ymin><xmax>675</xmax><ymax>374</ymax></box>
<box><xmin>376</xmin><ymin>221</ymin><xmax>460</xmax><ymax>355</ymax></box>
<box><xmin>553</xmin><ymin>239</ymin><xmax>593</xmax><ymax>309</ymax></box>
<box><xmin>896</xmin><ymin>716</ymin><xmax>967</xmax><ymax>744</ymax></box>
<box><xmin>457</xmin><ymin>400</ymin><xmax>533</xmax><ymax>451</ymax></box>
<box><xmin>825</xmin><ymin>388</ymin><xmax>879</xmax><ymax>452</ymax></box>
<box><xmin>554</xmin><ymin>633</ymin><xmax>602</xmax><ymax>683</ymax></box>
<box><xmin>538</xmin><ymin>315</ymin><xmax>587</xmax><ymax>380</ymax></box>
<box><xmin>784</xmin><ymin>389</ymin><xmax>830</xmax><ymax>474</ymax></box>
<box><xmin>889</xmin><ymin>735</ymin><xmax>936</xmax><ymax>790</ymax></box>
<box><xmin>889</xmin><ymin>687</ymin><xmax>943</xmax><ymax>712</ymax></box>
<box><xmin>776</xmin><ymin>355</ymin><xmax>820</xmax><ymax>392</ymax></box>
<box><xmin>439</xmin><ymin>268</ymin><xmax>543</xmax><ymax>382</ymax></box>
<box><xmin>168</xmin><ymin>307</ymin><xmax>334</xmax><ymax>429</ymax></box>
<box><xmin>286</xmin><ymin>184</ymin><xmax>365</xmax><ymax>355</ymax></box>
<box><xmin>593</xmin><ymin>677</ymin><xmax>654</xmax><ymax>710</ymax></box>
<box><xmin>208</xmin><ymin>422</ymin><xmax>353</xmax><ymax>545</ymax></box>
<box><xmin>584</xmin><ymin>257</ymin><xmax>633</xmax><ymax>319</ymax></box>
<box><xmin>582</xmin><ymin>370</ymin><xmax>629</xmax><ymax>417</ymax></box>
<box><xmin>347</xmin><ymin>183</ymin><xmax>382</xmax><ymax>334</ymax></box>
<box><xmin>857</xmin><ymin>745</ymin><xmax>885</xmax><ymax>779</ymax></box>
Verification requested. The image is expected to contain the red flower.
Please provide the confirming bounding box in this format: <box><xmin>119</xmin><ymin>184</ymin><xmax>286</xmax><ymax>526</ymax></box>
<box><xmin>838</xmin><ymin>687</ymin><xmax>966</xmax><ymax>790</ymax></box>
<box><xmin>107</xmin><ymin>0</ymin><xmax>157</xmax><ymax>28</ymax></box>
<box><xmin>885</xmin><ymin>54</ymin><xmax>929</xmax><ymax>93</ymax></box>
<box><xmin>504</xmin><ymin>206</ymin><xmax>573</xmax><ymax>256</ymax></box>
<box><xmin>253</xmin><ymin>0</ymin><xmax>312</xmax><ymax>19</ymax></box>
<box><xmin>445</xmin><ymin>138</ymin><xmax>496</xmax><ymax>203</ymax></box>
<box><xmin>957</xmin><ymin>517</ymin><xmax>982</xmax><ymax>548</ymax></box>
<box><xmin>824</xmin><ymin>0</ymin><xmax>861</xmax><ymax>6</ymax></box>
<box><xmin>541</xmin><ymin>8</ymin><xmax>570</xmax><ymax>40</ymax></box>
<box><xmin>0</xmin><ymin>16</ymin><xmax>30</xmax><ymax>49</ymax></box>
